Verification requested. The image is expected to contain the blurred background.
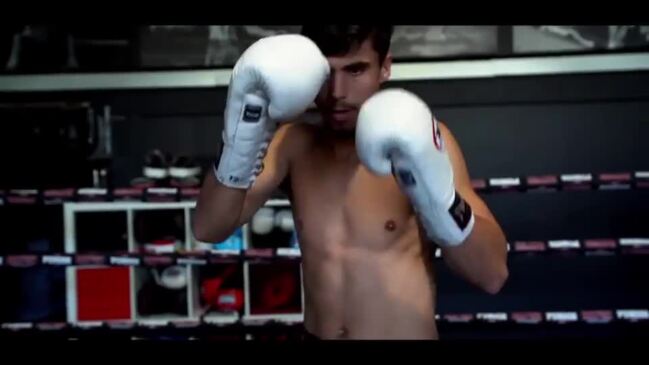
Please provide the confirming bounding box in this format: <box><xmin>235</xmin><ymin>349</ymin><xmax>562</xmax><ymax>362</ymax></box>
<box><xmin>0</xmin><ymin>25</ymin><xmax>648</xmax><ymax>340</ymax></box>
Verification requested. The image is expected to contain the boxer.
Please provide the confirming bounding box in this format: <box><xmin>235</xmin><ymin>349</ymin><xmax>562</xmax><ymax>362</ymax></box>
<box><xmin>194</xmin><ymin>26</ymin><xmax>508</xmax><ymax>339</ymax></box>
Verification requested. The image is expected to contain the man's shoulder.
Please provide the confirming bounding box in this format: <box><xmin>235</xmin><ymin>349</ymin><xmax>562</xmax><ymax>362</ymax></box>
<box><xmin>436</xmin><ymin>119</ymin><xmax>449</xmax><ymax>133</ymax></box>
<box><xmin>436</xmin><ymin>120</ymin><xmax>457</xmax><ymax>146</ymax></box>
<box><xmin>278</xmin><ymin>121</ymin><xmax>318</xmax><ymax>136</ymax></box>
<box><xmin>276</xmin><ymin>121</ymin><xmax>318</xmax><ymax>147</ymax></box>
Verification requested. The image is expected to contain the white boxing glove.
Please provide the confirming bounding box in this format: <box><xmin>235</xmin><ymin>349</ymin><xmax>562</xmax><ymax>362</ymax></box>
<box><xmin>356</xmin><ymin>89</ymin><xmax>475</xmax><ymax>247</ymax></box>
<box><xmin>215</xmin><ymin>34</ymin><xmax>330</xmax><ymax>189</ymax></box>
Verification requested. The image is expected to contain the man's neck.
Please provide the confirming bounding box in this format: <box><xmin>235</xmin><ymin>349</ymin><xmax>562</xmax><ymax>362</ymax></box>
<box><xmin>322</xmin><ymin>128</ymin><xmax>358</xmax><ymax>162</ymax></box>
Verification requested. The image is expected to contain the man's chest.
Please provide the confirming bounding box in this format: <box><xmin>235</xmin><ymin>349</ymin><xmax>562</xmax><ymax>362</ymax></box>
<box><xmin>288</xmin><ymin>149</ymin><xmax>417</xmax><ymax>252</ymax></box>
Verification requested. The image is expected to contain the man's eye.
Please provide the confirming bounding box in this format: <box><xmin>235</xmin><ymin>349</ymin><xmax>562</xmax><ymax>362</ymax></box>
<box><xmin>348</xmin><ymin>66</ymin><xmax>366</xmax><ymax>75</ymax></box>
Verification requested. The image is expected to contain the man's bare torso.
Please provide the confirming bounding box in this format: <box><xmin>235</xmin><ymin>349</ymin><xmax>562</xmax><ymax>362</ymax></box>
<box><xmin>285</xmin><ymin>124</ymin><xmax>438</xmax><ymax>339</ymax></box>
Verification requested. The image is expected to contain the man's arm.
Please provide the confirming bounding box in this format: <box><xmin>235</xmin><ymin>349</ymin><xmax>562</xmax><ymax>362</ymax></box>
<box><xmin>193</xmin><ymin>124</ymin><xmax>296</xmax><ymax>243</ymax></box>
<box><xmin>433</xmin><ymin>122</ymin><xmax>509</xmax><ymax>294</ymax></box>
<box><xmin>192</xmin><ymin>34</ymin><xmax>328</xmax><ymax>243</ymax></box>
<box><xmin>355</xmin><ymin>88</ymin><xmax>508</xmax><ymax>294</ymax></box>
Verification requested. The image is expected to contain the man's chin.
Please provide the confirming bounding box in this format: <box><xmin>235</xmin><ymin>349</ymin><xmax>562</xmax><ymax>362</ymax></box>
<box><xmin>326</xmin><ymin>118</ymin><xmax>355</xmax><ymax>130</ymax></box>
<box><xmin>327</xmin><ymin>126</ymin><xmax>356</xmax><ymax>139</ymax></box>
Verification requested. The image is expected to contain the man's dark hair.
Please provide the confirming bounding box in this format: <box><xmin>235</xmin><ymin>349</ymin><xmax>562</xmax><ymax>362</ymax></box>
<box><xmin>300</xmin><ymin>25</ymin><xmax>393</xmax><ymax>64</ymax></box>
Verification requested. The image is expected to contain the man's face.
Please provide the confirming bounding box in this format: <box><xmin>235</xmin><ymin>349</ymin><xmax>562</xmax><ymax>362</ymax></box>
<box><xmin>315</xmin><ymin>37</ymin><xmax>392</xmax><ymax>133</ymax></box>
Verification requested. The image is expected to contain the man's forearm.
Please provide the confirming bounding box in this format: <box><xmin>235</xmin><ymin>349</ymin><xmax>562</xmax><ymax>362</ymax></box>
<box><xmin>193</xmin><ymin>172</ymin><xmax>246</xmax><ymax>243</ymax></box>
<box><xmin>440</xmin><ymin>214</ymin><xmax>509</xmax><ymax>294</ymax></box>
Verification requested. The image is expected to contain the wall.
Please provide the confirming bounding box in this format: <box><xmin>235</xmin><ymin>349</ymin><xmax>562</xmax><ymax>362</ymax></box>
<box><xmin>1</xmin><ymin>69</ymin><xmax>648</xmax><ymax>336</ymax></box>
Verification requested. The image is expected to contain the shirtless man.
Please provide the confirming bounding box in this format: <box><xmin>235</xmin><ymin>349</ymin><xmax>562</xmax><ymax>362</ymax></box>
<box><xmin>193</xmin><ymin>25</ymin><xmax>509</xmax><ymax>340</ymax></box>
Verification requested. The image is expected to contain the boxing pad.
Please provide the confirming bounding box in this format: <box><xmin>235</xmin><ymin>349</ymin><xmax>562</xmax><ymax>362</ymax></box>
<box><xmin>157</xmin><ymin>265</ymin><xmax>187</xmax><ymax>290</ymax></box>
<box><xmin>143</xmin><ymin>238</ymin><xmax>178</xmax><ymax>254</ymax></box>
<box><xmin>251</xmin><ymin>207</ymin><xmax>275</xmax><ymax>235</ymax></box>
<box><xmin>274</xmin><ymin>209</ymin><xmax>295</xmax><ymax>232</ymax></box>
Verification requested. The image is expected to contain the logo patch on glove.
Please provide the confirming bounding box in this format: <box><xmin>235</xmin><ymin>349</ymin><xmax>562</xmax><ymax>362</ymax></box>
<box><xmin>395</xmin><ymin>169</ymin><xmax>416</xmax><ymax>187</ymax></box>
<box><xmin>449</xmin><ymin>191</ymin><xmax>472</xmax><ymax>230</ymax></box>
<box><xmin>243</xmin><ymin>104</ymin><xmax>263</xmax><ymax>122</ymax></box>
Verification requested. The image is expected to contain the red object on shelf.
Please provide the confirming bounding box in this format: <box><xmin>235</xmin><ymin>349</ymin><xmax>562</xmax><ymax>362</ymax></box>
<box><xmin>201</xmin><ymin>265</ymin><xmax>243</xmax><ymax>312</ymax></box>
<box><xmin>202</xmin><ymin>276</ymin><xmax>225</xmax><ymax>305</ymax></box>
<box><xmin>76</xmin><ymin>267</ymin><xmax>131</xmax><ymax>321</ymax></box>
<box><xmin>261</xmin><ymin>272</ymin><xmax>296</xmax><ymax>309</ymax></box>
<box><xmin>250</xmin><ymin>263</ymin><xmax>302</xmax><ymax>315</ymax></box>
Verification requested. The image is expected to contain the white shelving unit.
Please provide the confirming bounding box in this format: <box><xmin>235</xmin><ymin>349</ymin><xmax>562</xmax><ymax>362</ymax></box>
<box><xmin>238</xmin><ymin>199</ymin><xmax>305</xmax><ymax>324</ymax></box>
<box><xmin>62</xmin><ymin>199</ymin><xmax>301</xmax><ymax>326</ymax></box>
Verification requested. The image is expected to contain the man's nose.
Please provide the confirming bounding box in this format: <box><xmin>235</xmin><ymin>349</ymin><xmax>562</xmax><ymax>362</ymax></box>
<box><xmin>328</xmin><ymin>71</ymin><xmax>347</xmax><ymax>101</ymax></box>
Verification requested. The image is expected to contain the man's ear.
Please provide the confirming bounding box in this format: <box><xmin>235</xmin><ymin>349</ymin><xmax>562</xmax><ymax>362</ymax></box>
<box><xmin>380</xmin><ymin>52</ymin><xmax>392</xmax><ymax>83</ymax></box>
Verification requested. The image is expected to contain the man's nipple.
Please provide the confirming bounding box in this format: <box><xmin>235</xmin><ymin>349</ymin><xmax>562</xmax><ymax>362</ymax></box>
<box><xmin>385</xmin><ymin>219</ymin><xmax>397</xmax><ymax>232</ymax></box>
